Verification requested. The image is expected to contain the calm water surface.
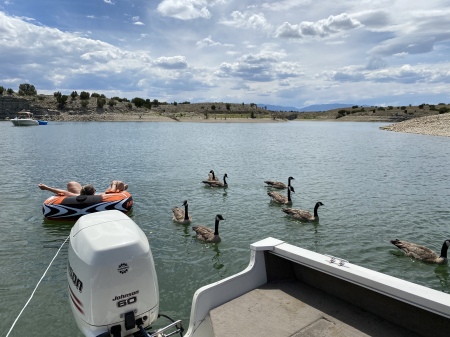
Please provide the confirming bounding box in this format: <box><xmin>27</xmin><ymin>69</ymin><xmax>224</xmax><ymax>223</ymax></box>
<box><xmin>1</xmin><ymin>120</ymin><xmax>450</xmax><ymax>336</ymax></box>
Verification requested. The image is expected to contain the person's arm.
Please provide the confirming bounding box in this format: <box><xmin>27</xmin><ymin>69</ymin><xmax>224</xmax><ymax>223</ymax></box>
<box><xmin>38</xmin><ymin>184</ymin><xmax>77</xmax><ymax>196</ymax></box>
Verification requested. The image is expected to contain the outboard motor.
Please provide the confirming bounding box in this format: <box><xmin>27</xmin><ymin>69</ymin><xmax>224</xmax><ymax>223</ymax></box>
<box><xmin>68</xmin><ymin>210</ymin><xmax>159</xmax><ymax>337</ymax></box>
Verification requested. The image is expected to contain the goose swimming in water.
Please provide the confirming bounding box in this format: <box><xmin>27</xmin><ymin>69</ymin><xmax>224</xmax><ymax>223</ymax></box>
<box><xmin>172</xmin><ymin>200</ymin><xmax>192</xmax><ymax>225</ymax></box>
<box><xmin>282</xmin><ymin>202</ymin><xmax>324</xmax><ymax>222</ymax></box>
<box><xmin>267</xmin><ymin>186</ymin><xmax>294</xmax><ymax>205</ymax></box>
<box><xmin>208</xmin><ymin>170</ymin><xmax>219</xmax><ymax>181</ymax></box>
<box><xmin>390</xmin><ymin>239</ymin><xmax>450</xmax><ymax>265</ymax></box>
<box><xmin>192</xmin><ymin>214</ymin><xmax>225</xmax><ymax>243</ymax></box>
<box><xmin>264</xmin><ymin>176</ymin><xmax>294</xmax><ymax>189</ymax></box>
<box><xmin>202</xmin><ymin>173</ymin><xmax>228</xmax><ymax>188</ymax></box>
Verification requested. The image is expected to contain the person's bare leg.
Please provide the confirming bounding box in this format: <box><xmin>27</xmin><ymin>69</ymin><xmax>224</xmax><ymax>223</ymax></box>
<box><xmin>106</xmin><ymin>180</ymin><xmax>127</xmax><ymax>192</ymax></box>
<box><xmin>116</xmin><ymin>181</ymin><xmax>126</xmax><ymax>191</ymax></box>
<box><xmin>67</xmin><ymin>181</ymin><xmax>82</xmax><ymax>194</ymax></box>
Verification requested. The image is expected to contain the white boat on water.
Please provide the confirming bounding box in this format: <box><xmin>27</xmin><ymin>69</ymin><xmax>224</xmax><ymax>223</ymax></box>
<box><xmin>68</xmin><ymin>211</ymin><xmax>450</xmax><ymax>337</ymax></box>
<box><xmin>10</xmin><ymin>111</ymin><xmax>39</xmax><ymax>126</ymax></box>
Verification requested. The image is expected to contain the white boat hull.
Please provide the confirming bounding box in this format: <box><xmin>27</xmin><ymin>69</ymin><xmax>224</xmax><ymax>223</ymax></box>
<box><xmin>11</xmin><ymin>118</ymin><xmax>39</xmax><ymax>126</ymax></box>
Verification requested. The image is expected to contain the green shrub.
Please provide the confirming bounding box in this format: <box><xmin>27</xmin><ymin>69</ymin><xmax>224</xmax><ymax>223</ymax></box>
<box><xmin>97</xmin><ymin>97</ymin><xmax>106</xmax><ymax>108</ymax></box>
<box><xmin>132</xmin><ymin>97</ymin><xmax>145</xmax><ymax>108</ymax></box>
<box><xmin>18</xmin><ymin>83</ymin><xmax>37</xmax><ymax>96</ymax></box>
<box><xmin>57</xmin><ymin>95</ymin><xmax>68</xmax><ymax>108</ymax></box>
<box><xmin>80</xmin><ymin>91</ymin><xmax>90</xmax><ymax>100</ymax></box>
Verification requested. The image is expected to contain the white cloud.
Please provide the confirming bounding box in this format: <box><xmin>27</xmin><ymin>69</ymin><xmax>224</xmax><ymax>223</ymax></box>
<box><xmin>215</xmin><ymin>51</ymin><xmax>297</xmax><ymax>82</ymax></box>
<box><xmin>154</xmin><ymin>56</ymin><xmax>188</xmax><ymax>69</ymax></box>
<box><xmin>261</xmin><ymin>0</ymin><xmax>311</xmax><ymax>12</ymax></box>
<box><xmin>322</xmin><ymin>63</ymin><xmax>450</xmax><ymax>85</ymax></box>
<box><xmin>275</xmin><ymin>13</ymin><xmax>362</xmax><ymax>39</ymax></box>
<box><xmin>221</xmin><ymin>11</ymin><xmax>271</xmax><ymax>31</ymax></box>
<box><xmin>103</xmin><ymin>0</ymin><xmax>115</xmax><ymax>4</ymax></box>
<box><xmin>196</xmin><ymin>36</ymin><xmax>234</xmax><ymax>47</ymax></box>
<box><xmin>157</xmin><ymin>0</ymin><xmax>212</xmax><ymax>20</ymax></box>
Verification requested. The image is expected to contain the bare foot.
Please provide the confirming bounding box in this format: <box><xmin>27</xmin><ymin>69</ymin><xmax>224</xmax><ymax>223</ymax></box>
<box><xmin>38</xmin><ymin>184</ymin><xmax>48</xmax><ymax>191</ymax></box>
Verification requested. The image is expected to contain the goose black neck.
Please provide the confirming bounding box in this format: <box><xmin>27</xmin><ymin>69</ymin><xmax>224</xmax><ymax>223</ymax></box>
<box><xmin>214</xmin><ymin>219</ymin><xmax>220</xmax><ymax>235</ymax></box>
<box><xmin>440</xmin><ymin>242</ymin><xmax>449</xmax><ymax>258</ymax></box>
<box><xmin>314</xmin><ymin>204</ymin><xmax>319</xmax><ymax>217</ymax></box>
<box><xmin>287</xmin><ymin>188</ymin><xmax>291</xmax><ymax>201</ymax></box>
<box><xmin>184</xmin><ymin>204</ymin><xmax>189</xmax><ymax>220</ymax></box>
<box><xmin>223</xmin><ymin>175</ymin><xmax>227</xmax><ymax>184</ymax></box>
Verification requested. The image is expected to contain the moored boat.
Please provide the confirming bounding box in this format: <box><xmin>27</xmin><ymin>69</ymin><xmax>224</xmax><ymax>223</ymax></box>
<box><xmin>38</xmin><ymin>120</ymin><xmax>48</xmax><ymax>125</ymax></box>
<box><xmin>10</xmin><ymin>111</ymin><xmax>39</xmax><ymax>126</ymax></box>
<box><xmin>67</xmin><ymin>211</ymin><xmax>450</xmax><ymax>337</ymax></box>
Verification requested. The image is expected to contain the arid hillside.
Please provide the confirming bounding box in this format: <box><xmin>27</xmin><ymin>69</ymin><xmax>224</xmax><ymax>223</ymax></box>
<box><xmin>1</xmin><ymin>93</ymin><xmax>449</xmax><ymax>122</ymax></box>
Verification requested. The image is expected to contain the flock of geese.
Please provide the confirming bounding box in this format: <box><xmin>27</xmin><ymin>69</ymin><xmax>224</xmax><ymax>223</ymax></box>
<box><xmin>172</xmin><ymin>171</ymin><xmax>324</xmax><ymax>244</ymax></box>
<box><xmin>172</xmin><ymin>170</ymin><xmax>450</xmax><ymax>265</ymax></box>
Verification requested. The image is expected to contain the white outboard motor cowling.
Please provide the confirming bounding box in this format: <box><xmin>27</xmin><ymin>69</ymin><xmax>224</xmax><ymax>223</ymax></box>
<box><xmin>68</xmin><ymin>210</ymin><xmax>159</xmax><ymax>337</ymax></box>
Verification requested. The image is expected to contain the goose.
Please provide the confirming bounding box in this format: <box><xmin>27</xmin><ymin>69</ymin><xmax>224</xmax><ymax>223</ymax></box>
<box><xmin>390</xmin><ymin>239</ymin><xmax>450</xmax><ymax>265</ymax></box>
<box><xmin>202</xmin><ymin>173</ymin><xmax>228</xmax><ymax>188</ymax></box>
<box><xmin>208</xmin><ymin>170</ymin><xmax>219</xmax><ymax>181</ymax></box>
<box><xmin>264</xmin><ymin>176</ymin><xmax>294</xmax><ymax>189</ymax></box>
<box><xmin>192</xmin><ymin>214</ymin><xmax>225</xmax><ymax>243</ymax></box>
<box><xmin>267</xmin><ymin>186</ymin><xmax>295</xmax><ymax>205</ymax></box>
<box><xmin>282</xmin><ymin>202</ymin><xmax>324</xmax><ymax>222</ymax></box>
<box><xmin>172</xmin><ymin>200</ymin><xmax>192</xmax><ymax>225</ymax></box>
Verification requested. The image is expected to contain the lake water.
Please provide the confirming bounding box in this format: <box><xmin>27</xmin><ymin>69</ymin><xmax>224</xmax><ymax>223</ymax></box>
<box><xmin>1</xmin><ymin>120</ymin><xmax>450</xmax><ymax>336</ymax></box>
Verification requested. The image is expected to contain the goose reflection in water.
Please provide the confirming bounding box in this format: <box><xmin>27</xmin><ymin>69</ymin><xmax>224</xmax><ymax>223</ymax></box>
<box><xmin>435</xmin><ymin>265</ymin><xmax>450</xmax><ymax>293</ymax></box>
<box><xmin>212</xmin><ymin>245</ymin><xmax>225</xmax><ymax>271</ymax></box>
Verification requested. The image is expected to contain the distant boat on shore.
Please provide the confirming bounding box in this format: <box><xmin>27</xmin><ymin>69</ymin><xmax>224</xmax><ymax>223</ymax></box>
<box><xmin>10</xmin><ymin>111</ymin><xmax>39</xmax><ymax>126</ymax></box>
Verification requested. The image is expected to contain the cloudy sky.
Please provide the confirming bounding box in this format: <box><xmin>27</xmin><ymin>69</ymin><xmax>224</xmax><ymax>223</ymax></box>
<box><xmin>1</xmin><ymin>0</ymin><xmax>450</xmax><ymax>108</ymax></box>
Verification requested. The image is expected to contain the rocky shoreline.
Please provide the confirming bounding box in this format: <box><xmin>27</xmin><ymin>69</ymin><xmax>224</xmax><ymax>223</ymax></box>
<box><xmin>380</xmin><ymin>113</ymin><xmax>450</xmax><ymax>137</ymax></box>
<box><xmin>42</xmin><ymin>111</ymin><xmax>283</xmax><ymax>123</ymax></box>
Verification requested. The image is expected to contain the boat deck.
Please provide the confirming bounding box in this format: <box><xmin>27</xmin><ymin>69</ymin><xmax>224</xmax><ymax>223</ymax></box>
<box><xmin>210</xmin><ymin>279</ymin><xmax>418</xmax><ymax>337</ymax></box>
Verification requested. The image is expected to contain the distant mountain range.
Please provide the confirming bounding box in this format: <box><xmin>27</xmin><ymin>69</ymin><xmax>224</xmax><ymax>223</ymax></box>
<box><xmin>261</xmin><ymin>103</ymin><xmax>356</xmax><ymax>112</ymax></box>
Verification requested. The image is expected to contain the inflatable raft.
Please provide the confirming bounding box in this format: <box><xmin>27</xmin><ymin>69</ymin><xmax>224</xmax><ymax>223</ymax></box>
<box><xmin>42</xmin><ymin>191</ymin><xmax>133</xmax><ymax>220</ymax></box>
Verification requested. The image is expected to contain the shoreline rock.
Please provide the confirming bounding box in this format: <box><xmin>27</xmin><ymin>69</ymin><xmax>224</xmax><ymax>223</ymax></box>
<box><xmin>380</xmin><ymin>113</ymin><xmax>450</xmax><ymax>137</ymax></box>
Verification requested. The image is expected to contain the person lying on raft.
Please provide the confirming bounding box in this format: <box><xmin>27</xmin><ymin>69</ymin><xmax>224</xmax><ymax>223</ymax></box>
<box><xmin>38</xmin><ymin>180</ymin><xmax>128</xmax><ymax>197</ymax></box>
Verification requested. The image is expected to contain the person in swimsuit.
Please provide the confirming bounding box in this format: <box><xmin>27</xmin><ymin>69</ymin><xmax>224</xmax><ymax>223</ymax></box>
<box><xmin>38</xmin><ymin>180</ymin><xmax>127</xmax><ymax>197</ymax></box>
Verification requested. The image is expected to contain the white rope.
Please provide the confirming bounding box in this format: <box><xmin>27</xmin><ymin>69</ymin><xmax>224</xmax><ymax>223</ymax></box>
<box><xmin>6</xmin><ymin>235</ymin><xmax>70</xmax><ymax>337</ymax></box>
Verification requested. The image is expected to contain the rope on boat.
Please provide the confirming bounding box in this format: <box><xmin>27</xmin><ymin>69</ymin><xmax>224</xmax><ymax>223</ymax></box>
<box><xmin>6</xmin><ymin>235</ymin><xmax>70</xmax><ymax>337</ymax></box>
